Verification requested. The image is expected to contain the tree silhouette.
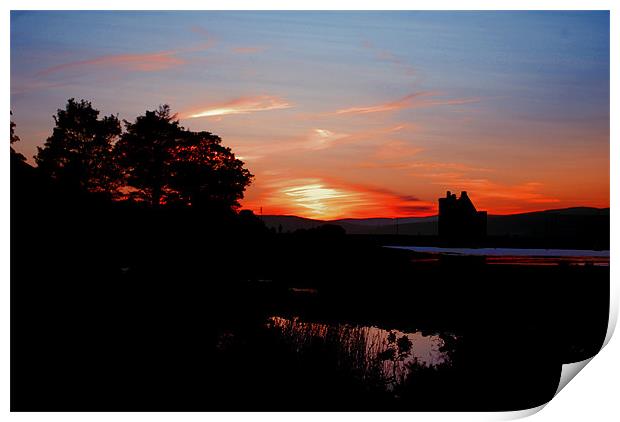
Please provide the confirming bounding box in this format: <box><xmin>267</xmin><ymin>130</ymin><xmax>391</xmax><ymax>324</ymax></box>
<box><xmin>115</xmin><ymin>105</ymin><xmax>253</xmax><ymax>210</ymax></box>
<box><xmin>10</xmin><ymin>112</ymin><xmax>26</xmax><ymax>162</ymax></box>
<box><xmin>34</xmin><ymin>99</ymin><xmax>121</xmax><ymax>194</ymax></box>
<box><xmin>168</xmin><ymin>130</ymin><xmax>253</xmax><ymax>210</ymax></box>
<box><xmin>114</xmin><ymin>105</ymin><xmax>181</xmax><ymax>207</ymax></box>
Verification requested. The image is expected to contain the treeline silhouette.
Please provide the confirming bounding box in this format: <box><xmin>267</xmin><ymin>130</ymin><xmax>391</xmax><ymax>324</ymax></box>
<box><xmin>28</xmin><ymin>99</ymin><xmax>253</xmax><ymax>211</ymax></box>
<box><xmin>10</xmin><ymin>101</ymin><xmax>609</xmax><ymax>411</ymax></box>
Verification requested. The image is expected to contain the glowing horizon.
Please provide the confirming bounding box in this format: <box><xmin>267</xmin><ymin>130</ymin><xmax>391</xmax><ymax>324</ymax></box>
<box><xmin>11</xmin><ymin>11</ymin><xmax>610</xmax><ymax>219</ymax></box>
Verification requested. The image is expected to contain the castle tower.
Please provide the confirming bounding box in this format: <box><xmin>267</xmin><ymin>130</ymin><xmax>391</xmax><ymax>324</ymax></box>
<box><xmin>438</xmin><ymin>191</ymin><xmax>487</xmax><ymax>240</ymax></box>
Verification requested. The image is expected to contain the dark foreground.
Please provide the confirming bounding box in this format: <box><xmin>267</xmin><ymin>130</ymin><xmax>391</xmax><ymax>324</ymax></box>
<box><xmin>11</xmin><ymin>170</ymin><xmax>609</xmax><ymax>412</ymax></box>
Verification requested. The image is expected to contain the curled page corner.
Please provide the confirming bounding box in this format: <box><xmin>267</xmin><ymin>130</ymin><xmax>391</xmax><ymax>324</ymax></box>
<box><xmin>492</xmin><ymin>403</ymin><xmax>547</xmax><ymax>420</ymax></box>
<box><xmin>550</xmin><ymin>302</ymin><xmax>616</xmax><ymax>402</ymax></box>
<box><xmin>493</xmin><ymin>359</ymin><xmax>596</xmax><ymax>420</ymax></box>
<box><xmin>602</xmin><ymin>292</ymin><xmax>618</xmax><ymax>349</ymax></box>
<box><xmin>498</xmin><ymin>306</ymin><xmax>615</xmax><ymax>420</ymax></box>
<box><xmin>555</xmin><ymin>357</ymin><xmax>594</xmax><ymax>396</ymax></box>
<box><xmin>550</xmin><ymin>270</ymin><xmax>617</xmax><ymax>402</ymax></box>
<box><xmin>493</xmin><ymin>358</ymin><xmax>598</xmax><ymax>421</ymax></box>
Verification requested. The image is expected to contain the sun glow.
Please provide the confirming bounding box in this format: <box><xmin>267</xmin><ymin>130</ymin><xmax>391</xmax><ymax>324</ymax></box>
<box><xmin>281</xmin><ymin>183</ymin><xmax>362</xmax><ymax>216</ymax></box>
<box><xmin>242</xmin><ymin>177</ymin><xmax>436</xmax><ymax>220</ymax></box>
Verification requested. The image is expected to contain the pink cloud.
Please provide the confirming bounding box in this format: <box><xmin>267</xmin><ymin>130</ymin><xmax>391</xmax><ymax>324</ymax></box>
<box><xmin>37</xmin><ymin>50</ymin><xmax>186</xmax><ymax>76</ymax></box>
<box><xmin>36</xmin><ymin>35</ymin><xmax>216</xmax><ymax>77</ymax></box>
<box><xmin>183</xmin><ymin>95</ymin><xmax>292</xmax><ymax>119</ymax></box>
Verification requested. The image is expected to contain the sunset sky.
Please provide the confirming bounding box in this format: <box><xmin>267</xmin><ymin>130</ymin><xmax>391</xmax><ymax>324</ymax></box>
<box><xmin>10</xmin><ymin>11</ymin><xmax>610</xmax><ymax>219</ymax></box>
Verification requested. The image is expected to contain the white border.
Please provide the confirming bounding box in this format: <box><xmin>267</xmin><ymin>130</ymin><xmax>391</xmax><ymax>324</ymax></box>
<box><xmin>3</xmin><ymin>1</ymin><xmax>617</xmax><ymax>421</ymax></box>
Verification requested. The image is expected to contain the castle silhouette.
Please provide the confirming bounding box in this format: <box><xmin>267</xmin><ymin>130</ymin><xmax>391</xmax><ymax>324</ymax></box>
<box><xmin>438</xmin><ymin>191</ymin><xmax>487</xmax><ymax>240</ymax></box>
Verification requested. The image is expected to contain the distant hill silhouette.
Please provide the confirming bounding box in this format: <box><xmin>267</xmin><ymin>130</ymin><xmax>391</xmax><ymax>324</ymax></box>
<box><xmin>261</xmin><ymin>207</ymin><xmax>609</xmax><ymax>244</ymax></box>
<box><xmin>261</xmin><ymin>215</ymin><xmax>439</xmax><ymax>235</ymax></box>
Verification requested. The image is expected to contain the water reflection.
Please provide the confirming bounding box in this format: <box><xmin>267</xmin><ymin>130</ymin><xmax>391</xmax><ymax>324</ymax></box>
<box><xmin>266</xmin><ymin>316</ymin><xmax>456</xmax><ymax>391</ymax></box>
<box><xmin>408</xmin><ymin>254</ymin><xmax>609</xmax><ymax>267</ymax></box>
<box><xmin>485</xmin><ymin>256</ymin><xmax>609</xmax><ymax>266</ymax></box>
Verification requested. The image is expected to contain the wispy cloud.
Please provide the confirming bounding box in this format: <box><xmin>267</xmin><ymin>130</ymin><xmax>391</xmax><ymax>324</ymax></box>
<box><xmin>230</xmin><ymin>124</ymin><xmax>416</xmax><ymax>165</ymax></box>
<box><xmin>306</xmin><ymin>128</ymin><xmax>349</xmax><ymax>150</ymax></box>
<box><xmin>423</xmin><ymin>98</ymin><xmax>481</xmax><ymax>106</ymax></box>
<box><xmin>11</xmin><ymin>78</ymin><xmax>72</xmax><ymax>95</ymax></box>
<box><xmin>36</xmin><ymin>25</ymin><xmax>216</xmax><ymax>77</ymax></box>
<box><xmin>353</xmin><ymin>160</ymin><xmax>492</xmax><ymax>173</ymax></box>
<box><xmin>294</xmin><ymin>125</ymin><xmax>414</xmax><ymax>156</ymax></box>
<box><xmin>362</xmin><ymin>40</ymin><xmax>416</xmax><ymax>76</ymax></box>
<box><xmin>334</xmin><ymin>92</ymin><xmax>481</xmax><ymax>115</ymax></box>
<box><xmin>183</xmin><ymin>95</ymin><xmax>292</xmax><ymax>119</ymax></box>
<box><xmin>372</xmin><ymin>140</ymin><xmax>424</xmax><ymax>161</ymax></box>
<box><xmin>37</xmin><ymin>50</ymin><xmax>186</xmax><ymax>76</ymax></box>
<box><xmin>408</xmin><ymin>162</ymin><xmax>493</xmax><ymax>172</ymax></box>
<box><xmin>335</xmin><ymin>93</ymin><xmax>430</xmax><ymax>115</ymax></box>
<box><xmin>190</xmin><ymin>25</ymin><xmax>211</xmax><ymax>38</ymax></box>
<box><xmin>36</xmin><ymin>39</ymin><xmax>217</xmax><ymax>77</ymax></box>
<box><xmin>232</xmin><ymin>46</ymin><xmax>267</xmax><ymax>54</ymax></box>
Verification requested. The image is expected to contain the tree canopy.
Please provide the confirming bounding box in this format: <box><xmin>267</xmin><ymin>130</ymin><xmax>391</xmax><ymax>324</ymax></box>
<box><xmin>114</xmin><ymin>105</ymin><xmax>181</xmax><ymax>207</ymax></box>
<box><xmin>168</xmin><ymin>130</ymin><xmax>253</xmax><ymax>210</ymax></box>
<box><xmin>35</xmin><ymin>99</ymin><xmax>121</xmax><ymax>194</ymax></box>
<box><xmin>32</xmin><ymin>99</ymin><xmax>253</xmax><ymax>211</ymax></box>
<box><xmin>115</xmin><ymin>105</ymin><xmax>252</xmax><ymax>210</ymax></box>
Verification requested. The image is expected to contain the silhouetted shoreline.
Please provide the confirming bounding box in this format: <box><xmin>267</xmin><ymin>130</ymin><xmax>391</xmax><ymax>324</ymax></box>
<box><xmin>261</xmin><ymin>209</ymin><xmax>610</xmax><ymax>250</ymax></box>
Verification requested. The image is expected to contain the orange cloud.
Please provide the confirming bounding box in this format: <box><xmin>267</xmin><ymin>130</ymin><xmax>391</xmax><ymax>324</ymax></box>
<box><xmin>429</xmin><ymin>178</ymin><xmax>561</xmax><ymax>214</ymax></box>
<box><xmin>373</xmin><ymin>140</ymin><xmax>424</xmax><ymax>161</ymax></box>
<box><xmin>37</xmin><ymin>50</ymin><xmax>185</xmax><ymax>76</ymax></box>
<box><xmin>184</xmin><ymin>95</ymin><xmax>292</xmax><ymax>119</ymax></box>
